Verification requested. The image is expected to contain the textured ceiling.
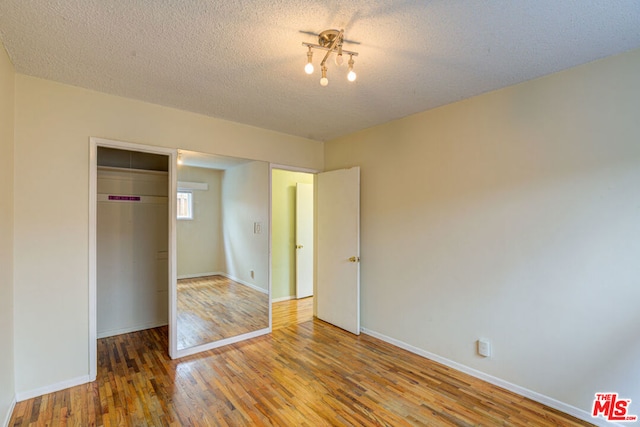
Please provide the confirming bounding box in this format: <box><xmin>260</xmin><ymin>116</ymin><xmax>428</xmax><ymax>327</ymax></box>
<box><xmin>1</xmin><ymin>1</ymin><xmax>640</xmax><ymax>141</ymax></box>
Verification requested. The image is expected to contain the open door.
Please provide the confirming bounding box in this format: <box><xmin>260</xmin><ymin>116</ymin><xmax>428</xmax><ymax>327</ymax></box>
<box><xmin>316</xmin><ymin>167</ymin><xmax>360</xmax><ymax>335</ymax></box>
<box><xmin>295</xmin><ymin>182</ymin><xmax>314</xmax><ymax>299</ymax></box>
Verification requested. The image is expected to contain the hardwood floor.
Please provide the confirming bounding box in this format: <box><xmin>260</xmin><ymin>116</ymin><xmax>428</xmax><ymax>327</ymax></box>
<box><xmin>272</xmin><ymin>297</ymin><xmax>313</xmax><ymax>331</ymax></box>
<box><xmin>177</xmin><ymin>275</ymin><xmax>269</xmax><ymax>350</ymax></box>
<box><xmin>10</xmin><ymin>300</ymin><xmax>593</xmax><ymax>426</ymax></box>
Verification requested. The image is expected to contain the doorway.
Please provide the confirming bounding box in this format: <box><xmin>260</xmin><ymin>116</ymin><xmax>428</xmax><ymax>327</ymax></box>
<box><xmin>271</xmin><ymin>168</ymin><xmax>315</xmax><ymax>304</ymax></box>
<box><xmin>89</xmin><ymin>137</ymin><xmax>176</xmax><ymax>379</ymax></box>
<box><xmin>270</xmin><ymin>165</ymin><xmax>361</xmax><ymax>336</ymax></box>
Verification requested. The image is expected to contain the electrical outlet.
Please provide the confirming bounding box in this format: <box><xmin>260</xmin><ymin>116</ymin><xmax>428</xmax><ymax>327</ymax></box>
<box><xmin>477</xmin><ymin>339</ymin><xmax>491</xmax><ymax>357</ymax></box>
<box><xmin>250</xmin><ymin>270</ymin><xmax>254</xmax><ymax>279</ymax></box>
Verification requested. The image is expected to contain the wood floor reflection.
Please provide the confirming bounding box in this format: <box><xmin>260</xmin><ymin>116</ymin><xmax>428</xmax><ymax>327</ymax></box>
<box><xmin>272</xmin><ymin>296</ymin><xmax>313</xmax><ymax>330</ymax></box>
<box><xmin>9</xmin><ymin>298</ymin><xmax>593</xmax><ymax>426</ymax></box>
<box><xmin>177</xmin><ymin>275</ymin><xmax>269</xmax><ymax>350</ymax></box>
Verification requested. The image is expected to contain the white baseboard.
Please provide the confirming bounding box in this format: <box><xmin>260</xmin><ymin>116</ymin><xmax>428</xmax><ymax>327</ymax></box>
<box><xmin>97</xmin><ymin>321</ymin><xmax>168</xmax><ymax>339</ymax></box>
<box><xmin>177</xmin><ymin>271</ymin><xmax>222</xmax><ymax>280</ymax></box>
<box><xmin>16</xmin><ymin>375</ymin><xmax>92</xmax><ymax>402</ymax></box>
<box><xmin>360</xmin><ymin>328</ymin><xmax>613</xmax><ymax>427</ymax></box>
<box><xmin>220</xmin><ymin>273</ymin><xmax>268</xmax><ymax>295</ymax></box>
<box><xmin>2</xmin><ymin>396</ymin><xmax>16</xmax><ymax>427</ymax></box>
<box><xmin>271</xmin><ymin>295</ymin><xmax>295</xmax><ymax>303</ymax></box>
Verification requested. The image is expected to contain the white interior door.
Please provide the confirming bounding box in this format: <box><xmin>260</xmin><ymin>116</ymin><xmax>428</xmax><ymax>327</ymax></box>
<box><xmin>316</xmin><ymin>167</ymin><xmax>360</xmax><ymax>335</ymax></box>
<box><xmin>296</xmin><ymin>182</ymin><xmax>314</xmax><ymax>299</ymax></box>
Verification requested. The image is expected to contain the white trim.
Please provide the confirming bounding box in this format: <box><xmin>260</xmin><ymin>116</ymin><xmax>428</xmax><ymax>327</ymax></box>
<box><xmin>90</xmin><ymin>137</ymin><xmax>177</xmax><ymax>369</ymax></box>
<box><xmin>174</xmin><ymin>328</ymin><xmax>270</xmax><ymax>358</ymax></box>
<box><xmin>268</xmin><ymin>164</ymin><xmax>273</xmax><ymax>337</ymax></box>
<box><xmin>271</xmin><ymin>295</ymin><xmax>296</xmax><ymax>303</ymax></box>
<box><xmin>177</xmin><ymin>272</ymin><xmax>223</xmax><ymax>280</ymax></box>
<box><xmin>89</xmin><ymin>141</ymin><xmax>97</xmax><ymax>380</ymax></box>
<box><xmin>360</xmin><ymin>328</ymin><xmax>616</xmax><ymax>427</ymax></box>
<box><xmin>2</xmin><ymin>397</ymin><xmax>16</xmax><ymax>427</ymax></box>
<box><xmin>270</xmin><ymin>163</ymin><xmax>320</xmax><ymax>174</ymax></box>
<box><xmin>168</xmin><ymin>149</ymin><xmax>178</xmax><ymax>359</ymax></box>
<box><xmin>15</xmin><ymin>375</ymin><xmax>92</xmax><ymax>402</ymax></box>
<box><xmin>97</xmin><ymin>321</ymin><xmax>169</xmax><ymax>339</ymax></box>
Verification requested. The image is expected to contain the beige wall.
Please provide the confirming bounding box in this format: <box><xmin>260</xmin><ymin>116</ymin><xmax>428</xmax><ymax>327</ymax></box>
<box><xmin>0</xmin><ymin>41</ymin><xmax>15</xmax><ymax>424</ymax></box>
<box><xmin>325</xmin><ymin>48</ymin><xmax>640</xmax><ymax>415</ymax></box>
<box><xmin>271</xmin><ymin>169</ymin><xmax>314</xmax><ymax>300</ymax></box>
<box><xmin>221</xmin><ymin>161</ymin><xmax>270</xmax><ymax>292</ymax></box>
<box><xmin>12</xmin><ymin>75</ymin><xmax>322</xmax><ymax>396</ymax></box>
<box><xmin>177</xmin><ymin>166</ymin><xmax>224</xmax><ymax>278</ymax></box>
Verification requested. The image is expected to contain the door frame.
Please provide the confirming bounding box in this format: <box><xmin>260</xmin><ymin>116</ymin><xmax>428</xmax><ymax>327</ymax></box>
<box><xmin>89</xmin><ymin>137</ymin><xmax>177</xmax><ymax>379</ymax></box>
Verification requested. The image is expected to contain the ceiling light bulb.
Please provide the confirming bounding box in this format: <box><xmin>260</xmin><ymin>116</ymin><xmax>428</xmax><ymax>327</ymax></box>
<box><xmin>334</xmin><ymin>43</ymin><xmax>344</xmax><ymax>66</ymax></box>
<box><xmin>305</xmin><ymin>48</ymin><xmax>314</xmax><ymax>74</ymax></box>
<box><xmin>320</xmin><ymin>66</ymin><xmax>328</xmax><ymax>86</ymax></box>
<box><xmin>305</xmin><ymin>62</ymin><xmax>314</xmax><ymax>74</ymax></box>
<box><xmin>347</xmin><ymin>55</ymin><xmax>356</xmax><ymax>82</ymax></box>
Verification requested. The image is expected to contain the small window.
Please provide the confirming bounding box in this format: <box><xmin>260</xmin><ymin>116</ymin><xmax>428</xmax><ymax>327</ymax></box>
<box><xmin>177</xmin><ymin>191</ymin><xmax>193</xmax><ymax>220</ymax></box>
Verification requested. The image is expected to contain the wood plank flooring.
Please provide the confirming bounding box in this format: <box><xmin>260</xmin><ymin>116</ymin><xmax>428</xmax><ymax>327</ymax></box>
<box><xmin>272</xmin><ymin>297</ymin><xmax>313</xmax><ymax>331</ymax></box>
<box><xmin>10</xmin><ymin>299</ymin><xmax>594</xmax><ymax>426</ymax></box>
<box><xmin>177</xmin><ymin>275</ymin><xmax>269</xmax><ymax>350</ymax></box>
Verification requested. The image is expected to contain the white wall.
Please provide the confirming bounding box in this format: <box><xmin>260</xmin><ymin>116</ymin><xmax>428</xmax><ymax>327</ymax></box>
<box><xmin>177</xmin><ymin>166</ymin><xmax>224</xmax><ymax>278</ymax></box>
<box><xmin>222</xmin><ymin>161</ymin><xmax>270</xmax><ymax>292</ymax></box>
<box><xmin>0</xmin><ymin>41</ymin><xmax>15</xmax><ymax>425</ymax></box>
<box><xmin>325</xmin><ymin>48</ymin><xmax>640</xmax><ymax>416</ymax></box>
<box><xmin>12</xmin><ymin>75</ymin><xmax>322</xmax><ymax>396</ymax></box>
<box><xmin>97</xmin><ymin>168</ymin><xmax>169</xmax><ymax>337</ymax></box>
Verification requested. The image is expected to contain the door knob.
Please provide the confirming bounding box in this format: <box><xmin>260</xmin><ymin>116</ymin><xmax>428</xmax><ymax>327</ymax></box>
<box><xmin>296</xmin><ymin>245</ymin><xmax>303</xmax><ymax>249</ymax></box>
<box><xmin>348</xmin><ymin>256</ymin><xmax>360</xmax><ymax>263</ymax></box>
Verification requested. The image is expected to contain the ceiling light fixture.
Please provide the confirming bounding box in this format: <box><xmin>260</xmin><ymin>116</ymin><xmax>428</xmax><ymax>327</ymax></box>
<box><xmin>302</xmin><ymin>29</ymin><xmax>358</xmax><ymax>86</ymax></box>
<box><xmin>177</xmin><ymin>151</ymin><xmax>183</xmax><ymax>165</ymax></box>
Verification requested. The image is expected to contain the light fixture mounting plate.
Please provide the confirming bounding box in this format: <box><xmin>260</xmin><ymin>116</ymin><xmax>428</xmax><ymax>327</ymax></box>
<box><xmin>318</xmin><ymin>29</ymin><xmax>342</xmax><ymax>47</ymax></box>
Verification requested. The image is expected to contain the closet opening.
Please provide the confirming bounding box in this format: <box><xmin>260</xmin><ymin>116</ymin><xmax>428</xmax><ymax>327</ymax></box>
<box><xmin>89</xmin><ymin>138</ymin><xmax>176</xmax><ymax>379</ymax></box>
